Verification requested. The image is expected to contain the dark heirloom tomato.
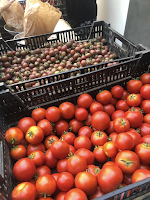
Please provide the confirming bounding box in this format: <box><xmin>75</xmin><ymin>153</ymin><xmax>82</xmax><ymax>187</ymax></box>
<box><xmin>113</xmin><ymin>117</ymin><xmax>130</xmax><ymax>133</ymax></box>
<box><xmin>127</xmin><ymin>79</ymin><xmax>143</xmax><ymax>94</ymax></box>
<box><xmin>31</xmin><ymin>108</ymin><xmax>46</xmax><ymax>122</ymax></box>
<box><xmin>75</xmin><ymin>148</ymin><xmax>95</xmax><ymax>165</ymax></box>
<box><xmin>59</xmin><ymin>102</ymin><xmax>75</xmax><ymax>119</ymax></box>
<box><xmin>96</xmin><ymin>90</ymin><xmax>112</xmax><ymax>105</ymax></box>
<box><xmin>37</xmin><ymin>119</ymin><xmax>53</xmax><ymax>136</ymax></box>
<box><xmin>17</xmin><ymin>117</ymin><xmax>36</xmax><ymax>134</ymax></box>
<box><xmin>5</xmin><ymin>127</ymin><xmax>24</xmax><ymax>145</ymax></box>
<box><xmin>77</xmin><ymin>93</ymin><xmax>93</xmax><ymax>108</ymax></box>
<box><xmin>64</xmin><ymin>188</ymin><xmax>88</xmax><ymax>200</ymax></box>
<box><xmin>132</xmin><ymin>169</ymin><xmax>150</xmax><ymax>183</ymax></box>
<box><xmin>25</xmin><ymin>126</ymin><xmax>44</xmax><ymax>144</ymax></box>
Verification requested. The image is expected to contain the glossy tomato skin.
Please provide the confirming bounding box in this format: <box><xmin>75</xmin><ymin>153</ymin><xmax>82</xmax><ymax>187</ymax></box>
<box><xmin>52</xmin><ymin>173</ymin><xmax>61</xmax><ymax>196</ymax></box>
<box><xmin>123</xmin><ymin>174</ymin><xmax>132</xmax><ymax>185</ymax></box>
<box><xmin>55</xmin><ymin>191</ymin><xmax>67</xmax><ymax>200</ymax></box>
<box><xmin>10</xmin><ymin>144</ymin><xmax>27</xmax><ymax>160</ymax></box>
<box><xmin>55</xmin><ymin>120</ymin><xmax>69</xmax><ymax>136</ymax></box>
<box><xmin>113</xmin><ymin>117</ymin><xmax>130</xmax><ymax>133</ymax></box>
<box><xmin>103</xmin><ymin>141</ymin><xmax>118</xmax><ymax>158</ymax></box>
<box><xmin>68</xmin><ymin>144</ymin><xmax>76</xmax><ymax>154</ymax></box>
<box><xmin>132</xmin><ymin>169</ymin><xmax>150</xmax><ymax>183</ymax></box>
<box><xmin>11</xmin><ymin>182</ymin><xmax>36</xmax><ymax>200</ymax></box>
<box><xmin>143</xmin><ymin>114</ymin><xmax>150</xmax><ymax>123</ymax></box>
<box><xmin>93</xmin><ymin>146</ymin><xmax>108</xmax><ymax>163</ymax></box>
<box><xmin>108</xmin><ymin>132</ymin><xmax>118</xmax><ymax>143</ymax></box>
<box><xmin>61</xmin><ymin>132</ymin><xmax>75</xmax><ymax>145</ymax></box>
<box><xmin>75</xmin><ymin>148</ymin><xmax>95</xmax><ymax>165</ymax></box>
<box><xmin>103</xmin><ymin>104</ymin><xmax>115</xmax><ymax>117</ymax></box>
<box><xmin>27</xmin><ymin>143</ymin><xmax>45</xmax><ymax>156</ymax></box>
<box><xmin>17</xmin><ymin>117</ymin><xmax>36</xmax><ymax>134</ymax></box>
<box><xmin>45</xmin><ymin>149</ymin><xmax>59</xmax><ymax>168</ymax></box>
<box><xmin>139</xmin><ymin>164</ymin><xmax>150</xmax><ymax>170</ymax></box>
<box><xmin>96</xmin><ymin>90</ymin><xmax>112</xmax><ymax>105</ymax></box>
<box><xmin>115</xmin><ymin>150</ymin><xmax>140</xmax><ymax>174</ymax></box>
<box><xmin>57</xmin><ymin>172</ymin><xmax>74</xmax><ymax>192</ymax></box>
<box><xmin>57</xmin><ymin>158</ymin><xmax>68</xmax><ymax>173</ymax></box>
<box><xmin>140</xmin><ymin>84</ymin><xmax>150</xmax><ymax>99</ymax></box>
<box><xmin>105</xmin><ymin>121</ymin><xmax>115</xmax><ymax>135</ymax></box>
<box><xmin>84</xmin><ymin>113</ymin><xmax>92</xmax><ymax>126</ymax></box>
<box><xmin>141</xmin><ymin>100</ymin><xmax>150</xmax><ymax>114</ymax></box>
<box><xmin>91</xmin><ymin>130</ymin><xmax>108</xmax><ymax>146</ymax></box>
<box><xmin>126</xmin><ymin>130</ymin><xmax>141</xmax><ymax>147</ymax></box>
<box><xmin>90</xmin><ymin>102</ymin><xmax>103</xmax><ymax>114</ymax></box>
<box><xmin>127</xmin><ymin>79</ymin><xmax>143</xmax><ymax>94</ymax></box>
<box><xmin>87</xmin><ymin>165</ymin><xmax>101</xmax><ymax>178</ymax></box>
<box><xmin>37</xmin><ymin>119</ymin><xmax>53</xmax><ymax>136</ymax></box>
<box><xmin>135</xmin><ymin>143</ymin><xmax>150</xmax><ymax>164</ymax></box>
<box><xmin>120</xmin><ymin>90</ymin><xmax>129</xmax><ymax>100</ymax></box>
<box><xmin>31</xmin><ymin>108</ymin><xmax>46</xmax><ymax>122</ymax></box>
<box><xmin>28</xmin><ymin>150</ymin><xmax>45</xmax><ymax>167</ymax></box>
<box><xmin>25</xmin><ymin>126</ymin><xmax>44</xmax><ymax>144</ymax></box>
<box><xmin>5</xmin><ymin>127</ymin><xmax>24</xmax><ymax>145</ymax></box>
<box><xmin>44</xmin><ymin>135</ymin><xmax>59</xmax><ymax>149</ymax></box>
<box><xmin>102</xmin><ymin>161</ymin><xmax>116</xmax><ymax>168</ymax></box>
<box><xmin>59</xmin><ymin>102</ymin><xmax>75</xmax><ymax>119</ymax></box>
<box><xmin>91</xmin><ymin>111</ymin><xmax>110</xmax><ymax>131</ymax></box>
<box><xmin>13</xmin><ymin>158</ymin><xmax>36</xmax><ymax>181</ymax></box>
<box><xmin>75</xmin><ymin>171</ymin><xmax>97</xmax><ymax>196</ymax></box>
<box><xmin>141</xmin><ymin>135</ymin><xmax>150</xmax><ymax>144</ymax></box>
<box><xmin>39</xmin><ymin>197</ymin><xmax>53</xmax><ymax>200</ymax></box>
<box><xmin>126</xmin><ymin>94</ymin><xmax>142</xmax><ymax>107</ymax></box>
<box><xmin>78</xmin><ymin>126</ymin><xmax>92</xmax><ymax>138</ymax></box>
<box><xmin>115</xmin><ymin>133</ymin><xmax>134</xmax><ymax>150</ymax></box>
<box><xmin>139</xmin><ymin>123</ymin><xmax>150</xmax><ymax>136</ymax></box>
<box><xmin>111</xmin><ymin>110</ymin><xmax>125</xmax><ymax>121</ymax></box>
<box><xmin>70</xmin><ymin>119</ymin><xmax>84</xmax><ymax>134</ymax></box>
<box><xmin>74</xmin><ymin>135</ymin><xmax>92</xmax><ymax>150</ymax></box>
<box><xmin>111</xmin><ymin>85</ymin><xmax>124</xmax><ymax>99</ymax></box>
<box><xmin>75</xmin><ymin>108</ymin><xmax>88</xmax><ymax>121</ymax></box>
<box><xmin>140</xmin><ymin>73</ymin><xmax>150</xmax><ymax>84</ymax></box>
<box><xmin>51</xmin><ymin>140</ymin><xmax>69</xmax><ymax>159</ymax></box>
<box><xmin>77</xmin><ymin>93</ymin><xmax>93</xmax><ymax>108</ymax></box>
<box><xmin>46</xmin><ymin>106</ymin><xmax>60</xmax><ymax>122</ymax></box>
<box><xmin>35</xmin><ymin>165</ymin><xmax>51</xmax><ymax>180</ymax></box>
<box><xmin>124</xmin><ymin>110</ymin><xmax>143</xmax><ymax>128</ymax></box>
<box><xmin>88</xmin><ymin>186</ymin><xmax>105</xmax><ymax>200</ymax></box>
<box><xmin>115</xmin><ymin>100</ymin><xmax>129</xmax><ymax>112</ymax></box>
<box><xmin>64</xmin><ymin>188</ymin><xmax>88</xmax><ymax>200</ymax></box>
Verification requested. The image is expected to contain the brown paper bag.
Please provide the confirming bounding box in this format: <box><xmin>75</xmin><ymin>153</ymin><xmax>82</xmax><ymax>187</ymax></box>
<box><xmin>24</xmin><ymin>0</ymin><xmax>62</xmax><ymax>37</ymax></box>
<box><xmin>2</xmin><ymin>1</ymin><xmax>24</xmax><ymax>32</ymax></box>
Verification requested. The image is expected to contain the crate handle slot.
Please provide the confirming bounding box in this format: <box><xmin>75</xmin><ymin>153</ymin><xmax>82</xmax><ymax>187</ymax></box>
<box><xmin>0</xmin><ymin>141</ymin><xmax>4</xmax><ymax>179</ymax></box>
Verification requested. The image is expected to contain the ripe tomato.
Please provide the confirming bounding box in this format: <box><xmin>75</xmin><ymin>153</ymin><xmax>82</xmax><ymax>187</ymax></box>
<box><xmin>102</xmin><ymin>161</ymin><xmax>116</xmax><ymax>168</ymax></box>
<box><xmin>11</xmin><ymin>182</ymin><xmax>36</xmax><ymax>200</ymax></box>
<box><xmin>105</xmin><ymin>121</ymin><xmax>115</xmax><ymax>135</ymax></box>
<box><xmin>45</xmin><ymin>149</ymin><xmax>59</xmax><ymax>168</ymax></box>
<box><xmin>52</xmin><ymin>173</ymin><xmax>60</xmax><ymax>196</ymax></box>
<box><xmin>74</xmin><ymin>135</ymin><xmax>92</xmax><ymax>150</ymax></box>
<box><xmin>115</xmin><ymin>150</ymin><xmax>140</xmax><ymax>174</ymax></box>
<box><xmin>116</xmin><ymin>100</ymin><xmax>129</xmax><ymax>111</ymax></box>
<box><xmin>31</xmin><ymin>108</ymin><xmax>46</xmax><ymax>122</ymax></box>
<box><xmin>140</xmin><ymin>73</ymin><xmax>150</xmax><ymax>84</ymax></box>
<box><xmin>13</xmin><ymin>157</ymin><xmax>36</xmax><ymax>181</ymax></box>
<box><xmin>120</xmin><ymin>90</ymin><xmax>129</xmax><ymax>100</ymax></box>
<box><xmin>57</xmin><ymin>158</ymin><xmax>68</xmax><ymax>173</ymax></box>
<box><xmin>27</xmin><ymin>143</ymin><xmax>45</xmax><ymax>156</ymax></box>
<box><xmin>108</xmin><ymin>132</ymin><xmax>118</xmax><ymax>142</ymax></box>
<box><xmin>66</xmin><ymin>155</ymin><xmax>87</xmax><ymax>176</ymax></box>
<box><xmin>59</xmin><ymin>102</ymin><xmax>75</xmax><ymax>119</ymax></box>
<box><xmin>111</xmin><ymin>110</ymin><xmax>125</xmax><ymax>120</ymax></box>
<box><xmin>127</xmin><ymin>79</ymin><xmax>143</xmax><ymax>94</ymax></box>
<box><xmin>139</xmin><ymin>164</ymin><xmax>150</xmax><ymax>170</ymax></box>
<box><xmin>93</xmin><ymin>146</ymin><xmax>108</xmax><ymax>163</ymax></box>
<box><xmin>135</xmin><ymin>143</ymin><xmax>150</xmax><ymax>164</ymax></box>
<box><xmin>44</xmin><ymin>135</ymin><xmax>59</xmax><ymax>149</ymax></box>
<box><xmin>87</xmin><ymin>165</ymin><xmax>100</xmax><ymax>178</ymax></box>
<box><xmin>103</xmin><ymin>141</ymin><xmax>118</xmax><ymax>158</ymax></box>
<box><xmin>68</xmin><ymin>144</ymin><xmax>76</xmax><ymax>154</ymax></box>
<box><xmin>84</xmin><ymin>113</ymin><xmax>92</xmax><ymax>126</ymax></box>
<box><xmin>61</xmin><ymin>132</ymin><xmax>75</xmax><ymax>145</ymax></box>
<box><xmin>113</xmin><ymin>117</ymin><xmax>130</xmax><ymax>133</ymax></box>
<box><xmin>55</xmin><ymin>120</ymin><xmax>69</xmax><ymax>136</ymax></box>
<box><xmin>5</xmin><ymin>127</ymin><xmax>24</xmax><ymax>145</ymax></box>
<box><xmin>91</xmin><ymin>111</ymin><xmax>110</xmax><ymax>131</ymax></box>
<box><xmin>21</xmin><ymin>137</ymin><xmax>29</xmax><ymax>146</ymax></box>
<box><xmin>124</xmin><ymin>110</ymin><xmax>143</xmax><ymax>128</ymax></box>
<box><xmin>57</xmin><ymin>172</ymin><xmax>74</xmax><ymax>192</ymax></box>
<box><xmin>140</xmin><ymin>84</ymin><xmax>150</xmax><ymax>99</ymax></box>
<box><xmin>126</xmin><ymin>130</ymin><xmax>141</xmax><ymax>147</ymax></box>
<box><xmin>28</xmin><ymin>150</ymin><xmax>45</xmax><ymax>167</ymax></box>
<box><xmin>88</xmin><ymin>186</ymin><xmax>105</xmax><ymax>200</ymax></box>
<box><xmin>25</xmin><ymin>126</ymin><xmax>44</xmax><ymax>144</ymax></box>
<box><xmin>126</xmin><ymin>94</ymin><xmax>142</xmax><ymax>107</ymax></box>
<box><xmin>141</xmin><ymin>135</ymin><xmax>150</xmax><ymax>144</ymax></box>
<box><xmin>75</xmin><ymin>108</ymin><xmax>88</xmax><ymax>121</ymax></box>
<box><xmin>110</xmin><ymin>97</ymin><xmax>118</xmax><ymax>106</ymax></box>
<box><xmin>91</xmin><ymin>130</ymin><xmax>108</xmax><ymax>146</ymax></box>
<box><xmin>123</xmin><ymin>174</ymin><xmax>132</xmax><ymax>185</ymax></box>
<box><xmin>55</xmin><ymin>191</ymin><xmax>67</xmax><ymax>200</ymax></box>
<box><xmin>139</xmin><ymin>123</ymin><xmax>150</xmax><ymax>136</ymax></box>
<box><xmin>143</xmin><ymin>114</ymin><xmax>150</xmax><ymax>123</ymax></box>
<box><xmin>75</xmin><ymin>148</ymin><xmax>95</xmax><ymax>165</ymax></box>
<box><xmin>75</xmin><ymin>171</ymin><xmax>97</xmax><ymax>196</ymax></box>
<box><xmin>111</xmin><ymin>85</ymin><xmax>124</xmax><ymax>99</ymax></box>
<box><xmin>77</xmin><ymin>93</ymin><xmax>93</xmax><ymax>108</ymax></box>
<box><xmin>69</xmin><ymin>118</ymin><xmax>84</xmax><ymax>133</ymax></box>
<box><xmin>36</xmin><ymin>174</ymin><xmax>56</xmax><ymax>196</ymax></box>
<box><xmin>96</xmin><ymin>90</ymin><xmax>112</xmax><ymax>105</ymax></box>
<box><xmin>64</xmin><ymin>188</ymin><xmax>88</xmax><ymax>200</ymax></box>
<box><xmin>98</xmin><ymin>165</ymin><xmax>123</xmax><ymax>193</ymax></box>
<box><xmin>78</xmin><ymin>126</ymin><xmax>92</xmax><ymax>138</ymax></box>
<box><xmin>46</xmin><ymin>106</ymin><xmax>60</xmax><ymax>122</ymax></box>
<box><xmin>103</xmin><ymin>104</ymin><xmax>115</xmax><ymax>117</ymax></box>
<box><xmin>34</xmin><ymin>165</ymin><xmax>51</xmax><ymax>180</ymax></box>
<box><xmin>141</xmin><ymin>100</ymin><xmax>150</xmax><ymax>114</ymax></box>
<box><xmin>115</xmin><ymin>132</ymin><xmax>134</xmax><ymax>150</ymax></box>
<box><xmin>37</xmin><ymin>119</ymin><xmax>53</xmax><ymax>136</ymax></box>
<box><xmin>90</xmin><ymin>102</ymin><xmax>103</xmax><ymax>114</ymax></box>
<box><xmin>51</xmin><ymin>140</ymin><xmax>69</xmax><ymax>159</ymax></box>
<box><xmin>132</xmin><ymin>169</ymin><xmax>150</xmax><ymax>183</ymax></box>
<box><xmin>17</xmin><ymin>117</ymin><xmax>36</xmax><ymax>134</ymax></box>
<box><xmin>10</xmin><ymin>144</ymin><xmax>26</xmax><ymax>160</ymax></box>
<box><xmin>39</xmin><ymin>197</ymin><xmax>53</xmax><ymax>200</ymax></box>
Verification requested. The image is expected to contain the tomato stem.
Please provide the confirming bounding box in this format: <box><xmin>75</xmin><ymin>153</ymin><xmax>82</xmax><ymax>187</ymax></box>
<box><xmin>27</xmin><ymin>131</ymin><xmax>34</xmax><ymax>137</ymax></box>
<box><xmin>143</xmin><ymin>142</ymin><xmax>150</xmax><ymax>148</ymax></box>
<box><xmin>120</xmin><ymin>157</ymin><xmax>136</xmax><ymax>167</ymax></box>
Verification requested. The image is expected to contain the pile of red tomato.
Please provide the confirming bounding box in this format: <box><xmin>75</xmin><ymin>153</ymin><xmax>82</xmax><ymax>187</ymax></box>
<box><xmin>5</xmin><ymin>72</ymin><xmax>150</xmax><ymax>200</ymax></box>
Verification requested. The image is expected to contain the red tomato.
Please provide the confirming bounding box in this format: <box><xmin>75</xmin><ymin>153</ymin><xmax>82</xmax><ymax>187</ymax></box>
<box><xmin>45</xmin><ymin>149</ymin><xmax>59</xmax><ymax>168</ymax></box>
<box><xmin>139</xmin><ymin>123</ymin><xmax>150</xmax><ymax>136</ymax></box>
<box><xmin>135</xmin><ymin>143</ymin><xmax>150</xmax><ymax>164</ymax></box>
<box><xmin>69</xmin><ymin>119</ymin><xmax>84</xmax><ymax>134</ymax></box>
<box><xmin>55</xmin><ymin>120</ymin><xmax>69</xmax><ymax>136</ymax></box>
<box><xmin>139</xmin><ymin>164</ymin><xmax>150</xmax><ymax>170</ymax></box>
<box><xmin>111</xmin><ymin>85</ymin><xmax>124</xmax><ymax>99</ymax></box>
<box><xmin>102</xmin><ymin>161</ymin><xmax>116</xmax><ymax>168</ymax></box>
<box><xmin>143</xmin><ymin>114</ymin><xmax>150</xmax><ymax>123</ymax></box>
<box><xmin>35</xmin><ymin>165</ymin><xmax>51</xmax><ymax>180</ymax></box>
<box><xmin>126</xmin><ymin>130</ymin><xmax>141</xmax><ymax>147</ymax></box>
<box><xmin>116</xmin><ymin>100</ymin><xmax>129</xmax><ymax>111</ymax></box>
<box><xmin>84</xmin><ymin>113</ymin><xmax>92</xmax><ymax>126</ymax></box>
<box><xmin>111</xmin><ymin>110</ymin><xmax>125</xmax><ymax>121</ymax></box>
<box><xmin>31</xmin><ymin>108</ymin><xmax>46</xmax><ymax>122</ymax></box>
<box><xmin>27</xmin><ymin>143</ymin><xmax>45</xmax><ymax>156</ymax></box>
<box><xmin>57</xmin><ymin>158</ymin><xmax>68</xmax><ymax>173</ymax></box>
<box><xmin>37</xmin><ymin>119</ymin><xmax>53</xmax><ymax>136</ymax></box>
<box><xmin>39</xmin><ymin>197</ymin><xmax>53</xmax><ymax>200</ymax></box>
<box><xmin>10</xmin><ymin>144</ymin><xmax>26</xmax><ymax>160</ymax></box>
<box><xmin>140</xmin><ymin>84</ymin><xmax>150</xmax><ymax>99</ymax></box>
<box><xmin>115</xmin><ymin>132</ymin><xmax>134</xmax><ymax>150</ymax></box>
<box><xmin>59</xmin><ymin>102</ymin><xmax>75</xmax><ymax>119</ymax></box>
<box><xmin>21</xmin><ymin>137</ymin><xmax>29</xmax><ymax>146</ymax></box>
<box><xmin>91</xmin><ymin>130</ymin><xmax>108</xmax><ymax>146</ymax></box>
<box><xmin>57</xmin><ymin>172</ymin><xmax>74</xmax><ymax>192</ymax></box>
<box><xmin>132</xmin><ymin>169</ymin><xmax>150</xmax><ymax>183</ymax></box>
<box><xmin>141</xmin><ymin>100</ymin><xmax>150</xmax><ymax>114</ymax></box>
<box><xmin>108</xmin><ymin>132</ymin><xmax>118</xmax><ymax>142</ymax></box>
<box><xmin>93</xmin><ymin>146</ymin><xmax>108</xmax><ymax>163</ymax></box>
<box><xmin>5</xmin><ymin>127</ymin><xmax>24</xmax><ymax>145</ymax></box>
<box><xmin>64</xmin><ymin>188</ymin><xmax>88</xmax><ymax>200</ymax></box>
<box><xmin>110</xmin><ymin>97</ymin><xmax>118</xmax><ymax>106</ymax></box>
<box><xmin>74</xmin><ymin>135</ymin><xmax>92</xmax><ymax>150</ymax></box>
<box><xmin>87</xmin><ymin>165</ymin><xmax>101</xmax><ymax>178</ymax></box>
<box><xmin>46</xmin><ymin>106</ymin><xmax>60</xmax><ymax>122</ymax></box>
<box><xmin>120</xmin><ymin>90</ymin><xmax>129</xmax><ymax>100</ymax></box>
<box><xmin>96</xmin><ymin>90</ymin><xmax>112</xmax><ymax>105</ymax></box>
<box><xmin>78</xmin><ymin>126</ymin><xmax>92</xmax><ymax>138</ymax></box>
<box><xmin>115</xmin><ymin>150</ymin><xmax>140</xmax><ymax>174</ymax></box>
<box><xmin>68</xmin><ymin>145</ymin><xmax>76</xmax><ymax>154</ymax></box>
<box><xmin>51</xmin><ymin>140</ymin><xmax>69</xmax><ymax>159</ymax></box>
<box><xmin>98</xmin><ymin>165</ymin><xmax>123</xmax><ymax>193</ymax></box>
<box><xmin>55</xmin><ymin>191</ymin><xmax>67</xmax><ymax>200</ymax></box>
<box><xmin>13</xmin><ymin>158</ymin><xmax>36</xmax><ymax>181</ymax></box>
<box><xmin>126</xmin><ymin>94</ymin><xmax>142</xmax><ymax>107</ymax></box>
<box><xmin>103</xmin><ymin>141</ymin><xmax>118</xmax><ymax>158</ymax></box>
<box><xmin>44</xmin><ymin>135</ymin><xmax>59</xmax><ymax>149</ymax></box>
<box><xmin>123</xmin><ymin>174</ymin><xmax>132</xmax><ymax>185</ymax></box>
<box><xmin>105</xmin><ymin>121</ymin><xmax>115</xmax><ymax>135</ymax></box>
<box><xmin>91</xmin><ymin>111</ymin><xmax>110</xmax><ymax>131</ymax></box>
<box><xmin>66</xmin><ymin>155</ymin><xmax>87</xmax><ymax>176</ymax></box>
<box><xmin>90</xmin><ymin>102</ymin><xmax>103</xmax><ymax>114</ymax></box>
<box><xmin>28</xmin><ymin>150</ymin><xmax>45</xmax><ymax>167</ymax></box>
<box><xmin>127</xmin><ymin>79</ymin><xmax>143</xmax><ymax>94</ymax></box>
<box><xmin>140</xmin><ymin>73</ymin><xmax>150</xmax><ymax>84</ymax></box>
<box><xmin>141</xmin><ymin>135</ymin><xmax>150</xmax><ymax>144</ymax></box>
<box><xmin>52</xmin><ymin>173</ymin><xmax>60</xmax><ymax>196</ymax></box>
<box><xmin>75</xmin><ymin>148</ymin><xmax>95</xmax><ymax>165</ymax></box>
<box><xmin>75</xmin><ymin>171</ymin><xmax>97</xmax><ymax>196</ymax></box>
<box><xmin>77</xmin><ymin>93</ymin><xmax>93</xmax><ymax>108</ymax></box>
<box><xmin>61</xmin><ymin>132</ymin><xmax>75</xmax><ymax>145</ymax></box>
<box><xmin>124</xmin><ymin>110</ymin><xmax>143</xmax><ymax>128</ymax></box>
<box><xmin>89</xmin><ymin>186</ymin><xmax>105</xmax><ymax>200</ymax></box>
<box><xmin>11</xmin><ymin>182</ymin><xmax>36</xmax><ymax>200</ymax></box>
<box><xmin>103</xmin><ymin>104</ymin><xmax>115</xmax><ymax>117</ymax></box>
<box><xmin>113</xmin><ymin>117</ymin><xmax>130</xmax><ymax>133</ymax></box>
<box><xmin>17</xmin><ymin>117</ymin><xmax>36</xmax><ymax>134</ymax></box>
<box><xmin>25</xmin><ymin>126</ymin><xmax>44</xmax><ymax>144</ymax></box>
<box><xmin>36</xmin><ymin>174</ymin><xmax>56</xmax><ymax>196</ymax></box>
<box><xmin>75</xmin><ymin>108</ymin><xmax>88</xmax><ymax>121</ymax></box>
